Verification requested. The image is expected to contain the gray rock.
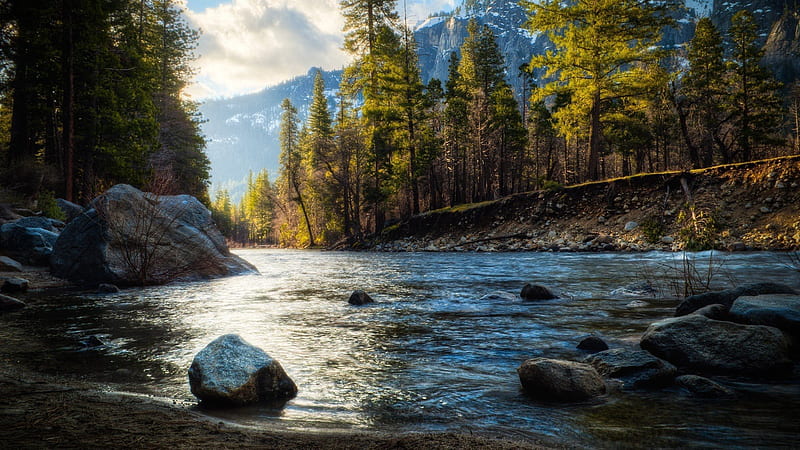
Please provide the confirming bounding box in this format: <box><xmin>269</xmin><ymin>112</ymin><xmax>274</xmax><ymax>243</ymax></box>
<box><xmin>660</xmin><ymin>236</ymin><xmax>675</xmax><ymax>244</ymax></box>
<box><xmin>675</xmin><ymin>282</ymin><xmax>798</xmax><ymax>316</ymax></box>
<box><xmin>640</xmin><ymin>315</ymin><xmax>792</xmax><ymax>375</ymax></box>
<box><xmin>56</xmin><ymin>198</ymin><xmax>85</xmax><ymax>222</ymax></box>
<box><xmin>50</xmin><ymin>184</ymin><xmax>257</xmax><ymax>286</ymax></box>
<box><xmin>624</xmin><ymin>221</ymin><xmax>639</xmax><ymax>231</ymax></box>
<box><xmin>0</xmin><ymin>256</ymin><xmax>23</xmax><ymax>272</ymax></box>
<box><xmin>675</xmin><ymin>375</ymin><xmax>735</xmax><ymax>398</ymax></box>
<box><xmin>348</xmin><ymin>290</ymin><xmax>374</xmax><ymax>305</ymax></box>
<box><xmin>14</xmin><ymin>216</ymin><xmax>58</xmax><ymax>232</ymax></box>
<box><xmin>729</xmin><ymin>295</ymin><xmax>800</xmax><ymax>337</ymax></box>
<box><xmin>520</xmin><ymin>283</ymin><xmax>558</xmax><ymax>300</ymax></box>
<box><xmin>97</xmin><ymin>283</ymin><xmax>120</xmax><ymax>294</ymax></box>
<box><xmin>729</xmin><ymin>242</ymin><xmax>747</xmax><ymax>251</ymax></box>
<box><xmin>584</xmin><ymin>348</ymin><xmax>677</xmax><ymax>388</ymax></box>
<box><xmin>517</xmin><ymin>358</ymin><xmax>606</xmax><ymax>401</ymax></box>
<box><xmin>691</xmin><ymin>304</ymin><xmax>730</xmax><ymax>321</ymax></box>
<box><xmin>80</xmin><ymin>335</ymin><xmax>105</xmax><ymax>348</ymax></box>
<box><xmin>577</xmin><ymin>336</ymin><xmax>609</xmax><ymax>353</ymax></box>
<box><xmin>1</xmin><ymin>277</ymin><xmax>29</xmax><ymax>294</ymax></box>
<box><xmin>0</xmin><ymin>223</ymin><xmax>56</xmax><ymax>266</ymax></box>
<box><xmin>0</xmin><ymin>293</ymin><xmax>26</xmax><ymax>311</ymax></box>
<box><xmin>188</xmin><ymin>334</ymin><xmax>297</xmax><ymax>406</ymax></box>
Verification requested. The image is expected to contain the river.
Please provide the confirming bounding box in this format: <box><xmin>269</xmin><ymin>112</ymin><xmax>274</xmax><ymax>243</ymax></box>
<box><xmin>5</xmin><ymin>249</ymin><xmax>800</xmax><ymax>447</ymax></box>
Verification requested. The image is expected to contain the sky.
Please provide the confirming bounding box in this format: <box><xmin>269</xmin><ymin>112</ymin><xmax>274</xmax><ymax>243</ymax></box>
<box><xmin>182</xmin><ymin>0</ymin><xmax>457</xmax><ymax>100</ymax></box>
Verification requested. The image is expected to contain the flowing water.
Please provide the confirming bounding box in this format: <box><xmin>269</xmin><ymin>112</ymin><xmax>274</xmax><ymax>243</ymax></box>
<box><xmin>4</xmin><ymin>250</ymin><xmax>800</xmax><ymax>447</ymax></box>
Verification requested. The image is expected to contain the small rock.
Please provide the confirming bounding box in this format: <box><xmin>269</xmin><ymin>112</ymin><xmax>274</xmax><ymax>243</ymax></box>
<box><xmin>520</xmin><ymin>283</ymin><xmax>558</xmax><ymax>300</ymax></box>
<box><xmin>348</xmin><ymin>290</ymin><xmax>374</xmax><ymax>305</ymax></box>
<box><xmin>57</xmin><ymin>198</ymin><xmax>85</xmax><ymax>222</ymax></box>
<box><xmin>81</xmin><ymin>335</ymin><xmax>105</xmax><ymax>348</ymax></box>
<box><xmin>577</xmin><ymin>336</ymin><xmax>609</xmax><ymax>353</ymax></box>
<box><xmin>0</xmin><ymin>293</ymin><xmax>26</xmax><ymax>311</ymax></box>
<box><xmin>626</xmin><ymin>300</ymin><xmax>649</xmax><ymax>308</ymax></box>
<box><xmin>729</xmin><ymin>242</ymin><xmax>747</xmax><ymax>251</ymax></box>
<box><xmin>675</xmin><ymin>375</ymin><xmax>735</xmax><ymax>398</ymax></box>
<box><xmin>1</xmin><ymin>278</ymin><xmax>29</xmax><ymax>294</ymax></box>
<box><xmin>775</xmin><ymin>182</ymin><xmax>786</xmax><ymax>189</ymax></box>
<box><xmin>760</xmin><ymin>206</ymin><xmax>771</xmax><ymax>214</ymax></box>
<box><xmin>624</xmin><ymin>221</ymin><xmax>638</xmax><ymax>231</ymax></box>
<box><xmin>660</xmin><ymin>236</ymin><xmax>674</xmax><ymax>244</ymax></box>
<box><xmin>597</xmin><ymin>216</ymin><xmax>606</xmax><ymax>224</ymax></box>
<box><xmin>97</xmin><ymin>283</ymin><xmax>120</xmax><ymax>294</ymax></box>
<box><xmin>0</xmin><ymin>256</ymin><xmax>23</xmax><ymax>272</ymax></box>
<box><xmin>517</xmin><ymin>358</ymin><xmax>606</xmax><ymax>401</ymax></box>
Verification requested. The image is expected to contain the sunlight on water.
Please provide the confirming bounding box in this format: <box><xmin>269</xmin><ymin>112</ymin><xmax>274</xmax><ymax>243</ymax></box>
<box><xmin>8</xmin><ymin>250</ymin><xmax>800</xmax><ymax>446</ymax></box>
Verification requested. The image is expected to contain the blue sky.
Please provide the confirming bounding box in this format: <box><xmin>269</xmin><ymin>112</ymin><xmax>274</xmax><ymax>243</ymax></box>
<box><xmin>181</xmin><ymin>0</ymin><xmax>457</xmax><ymax>99</ymax></box>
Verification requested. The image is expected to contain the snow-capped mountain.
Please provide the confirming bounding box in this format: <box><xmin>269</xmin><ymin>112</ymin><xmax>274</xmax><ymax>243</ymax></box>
<box><xmin>200</xmin><ymin>0</ymin><xmax>796</xmax><ymax>197</ymax></box>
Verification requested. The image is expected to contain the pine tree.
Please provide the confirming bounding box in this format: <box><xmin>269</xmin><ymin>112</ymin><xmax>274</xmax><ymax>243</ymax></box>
<box><xmin>278</xmin><ymin>97</ymin><xmax>314</xmax><ymax>247</ymax></box>
<box><xmin>727</xmin><ymin>10</ymin><xmax>785</xmax><ymax>161</ymax></box>
<box><xmin>522</xmin><ymin>0</ymin><xmax>675</xmax><ymax>180</ymax></box>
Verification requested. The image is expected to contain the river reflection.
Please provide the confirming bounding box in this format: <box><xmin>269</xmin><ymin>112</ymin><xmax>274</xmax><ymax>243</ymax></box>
<box><xmin>4</xmin><ymin>250</ymin><xmax>800</xmax><ymax>446</ymax></box>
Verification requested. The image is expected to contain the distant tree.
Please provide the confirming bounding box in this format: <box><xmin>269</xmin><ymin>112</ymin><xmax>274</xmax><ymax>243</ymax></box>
<box><xmin>278</xmin><ymin>97</ymin><xmax>314</xmax><ymax>247</ymax></box>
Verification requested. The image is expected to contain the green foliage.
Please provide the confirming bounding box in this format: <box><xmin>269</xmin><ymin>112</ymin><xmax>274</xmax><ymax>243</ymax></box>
<box><xmin>639</xmin><ymin>216</ymin><xmax>666</xmax><ymax>244</ymax></box>
<box><xmin>36</xmin><ymin>189</ymin><xmax>66</xmax><ymax>221</ymax></box>
<box><xmin>541</xmin><ymin>179</ymin><xmax>562</xmax><ymax>191</ymax></box>
<box><xmin>677</xmin><ymin>204</ymin><xmax>720</xmax><ymax>251</ymax></box>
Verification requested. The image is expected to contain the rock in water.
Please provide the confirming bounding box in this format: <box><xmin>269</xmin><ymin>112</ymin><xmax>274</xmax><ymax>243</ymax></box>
<box><xmin>577</xmin><ymin>336</ymin><xmax>609</xmax><ymax>353</ymax></box>
<box><xmin>517</xmin><ymin>358</ymin><xmax>606</xmax><ymax>401</ymax></box>
<box><xmin>729</xmin><ymin>294</ymin><xmax>800</xmax><ymax>337</ymax></box>
<box><xmin>0</xmin><ymin>293</ymin><xmax>26</xmax><ymax>311</ymax></box>
<box><xmin>1</xmin><ymin>277</ymin><xmax>29</xmax><ymax>294</ymax></box>
<box><xmin>188</xmin><ymin>334</ymin><xmax>298</xmax><ymax>406</ymax></box>
<box><xmin>51</xmin><ymin>184</ymin><xmax>256</xmax><ymax>286</ymax></box>
<box><xmin>675</xmin><ymin>375</ymin><xmax>735</xmax><ymax>398</ymax></box>
<box><xmin>584</xmin><ymin>348</ymin><xmax>676</xmax><ymax>389</ymax></box>
<box><xmin>520</xmin><ymin>283</ymin><xmax>558</xmax><ymax>300</ymax></box>
<box><xmin>640</xmin><ymin>315</ymin><xmax>792</xmax><ymax>376</ymax></box>
<box><xmin>97</xmin><ymin>283</ymin><xmax>120</xmax><ymax>294</ymax></box>
<box><xmin>675</xmin><ymin>283</ymin><xmax>797</xmax><ymax>316</ymax></box>
<box><xmin>348</xmin><ymin>290</ymin><xmax>374</xmax><ymax>305</ymax></box>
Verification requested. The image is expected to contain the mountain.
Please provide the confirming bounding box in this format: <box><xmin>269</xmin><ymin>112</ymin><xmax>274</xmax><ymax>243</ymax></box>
<box><xmin>199</xmin><ymin>0</ymin><xmax>797</xmax><ymax>199</ymax></box>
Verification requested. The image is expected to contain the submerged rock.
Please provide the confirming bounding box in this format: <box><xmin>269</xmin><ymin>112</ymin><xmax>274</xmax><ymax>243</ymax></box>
<box><xmin>51</xmin><ymin>184</ymin><xmax>256</xmax><ymax>286</ymax></box>
<box><xmin>610</xmin><ymin>281</ymin><xmax>657</xmax><ymax>298</ymax></box>
<box><xmin>675</xmin><ymin>375</ymin><xmax>735</xmax><ymax>398</ymax></box>
<box><xmin>517</xmin><ymin>358</ymin><xmax>606</xmax><ymax>401</ymax></box>
<box><xmin>188</xmin><ymin>334</ymin><xmax>297</xmax><ymax>406</ymax></box>
<box><xmin>520</xmin><ymin>283</ymin><xmax>558</xmax><ymax>300</ymax></box>
<box><xmin>640</xmin><ymin>315</ymin><xmax>792</xmax><ymax>376</ymax></box>
<box><xmin>480</xmin><ymin>291</ymin><xmax>518</xmax><ymax>301</ymax></box>
<box><xmin>97</xmin><ymin>283</ymin><xmax>120</xmax><ymax>294</ymax></box>
<box><xmin>348</xmin><ymin>290</ymin><xmax>374</xmax><ymax>305</ymax></box>
<box><xmin>577</xmin><ymin>336</ymin><xmax>609</xmax><ymax>353</ymax></box>
<box><xmin>584</xmin><ymin>348</ymin><xmax>677</xmax><ymax>389</ymax></box>
<box><xmin>0</xmin><ymin>293</ymin><xmax>26</xmax><ymax>311</ymax></box>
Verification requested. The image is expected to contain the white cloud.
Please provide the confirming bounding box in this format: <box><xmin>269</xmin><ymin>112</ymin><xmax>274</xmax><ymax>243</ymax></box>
<box><xmin>184</xmin><ymin>0</ymin><xmax>350</xmax><ymax>99</ymax></box>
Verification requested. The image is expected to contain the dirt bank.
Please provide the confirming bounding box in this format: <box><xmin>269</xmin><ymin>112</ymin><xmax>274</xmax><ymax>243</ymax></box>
<box><xmin>372</xmin><ymin>156</ymin><xmax>800</xmax><ymax>252</ymax></box>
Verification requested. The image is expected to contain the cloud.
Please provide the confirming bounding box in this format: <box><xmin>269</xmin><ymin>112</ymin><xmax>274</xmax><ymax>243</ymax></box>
<box><xmin>184</xmin><ymin>0</ymin><xmax>350</xmax><ymax>99</ymax></box>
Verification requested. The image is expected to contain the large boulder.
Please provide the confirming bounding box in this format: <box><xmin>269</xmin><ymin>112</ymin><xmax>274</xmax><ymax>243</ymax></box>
<box><xmin>14</xmin><ymin>216</ymin><xmax>61</xmax><ymax>232</ymax></box>
<box><xmin>56</xmin><ymin>198</ymin><xmax>84</xmax><ymax>223</ymax></box>
<box><xmin>675</xmin><ymin>282</ymin><xmax>797</xmax><ymax>316</ymax></box>
<box><xmin>640</xmin><ymin>314</ymin><xmax>792</xmax><ymax>376</ymax></box>
<box><xmin>729</xmin><ymin>295</ymin><xmax>800</xmax><ymax>337</ymax></box>
<box><xmin>584</xmin><ymin>348</ymin><xmax>677</xmax><ymax>389</ymax></box>
<box><xmin>50</xmin><ymin>184</ymin><xmax>256</xmax><ymax>286</ymax></box>
<box><xmin>0</xmin><ymin>223</ymin><xmax>58</xmax><ymax>266</ymax></box>
<box><xmin>517</xmin><ymin>358</ymin><xmax>606</xmax><ymax>401</ymax></box>
<box><xmin>188</xmin><ymin>334</ymin><xmax>298</xmax><ymax>406</ymax></box>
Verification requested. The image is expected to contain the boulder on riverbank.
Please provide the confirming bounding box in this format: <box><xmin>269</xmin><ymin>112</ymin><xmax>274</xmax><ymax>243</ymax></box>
<box><xmin>0</xmin><ymin>293</ymin><xmax>25</xmax><ymax>311</ymax></box>
<box><xmin>517</xmin><ymin>358</ymin><xmax>606</xmax><ymax>401</ymax></box>
<box><xmin>0</xmin><ymin>221</ymin><xmax>58</xmax><ymax>266</ymax></box>
<box><xmin>50</xmin><ymin>184</ymin><xmax>256</xmax><ymax>286</ymax></box>
<box><xmin>640</xmin><ymin>314</ymin><xmax>792</xmax><ymax>376</ymax></box>
<box><xmin>675</xmin><ymin>282</ymin><xmax>797</xmax><ymax>316</ymax></box>
<box><xmin>188</xmin><ymin>334</ymin><xmax>298</xmax><ymax>406</ymax></box>
<box><xmin>729</xmin><ymin>294</ymin><xmax>800</xmax><ymax>337</ymax></box>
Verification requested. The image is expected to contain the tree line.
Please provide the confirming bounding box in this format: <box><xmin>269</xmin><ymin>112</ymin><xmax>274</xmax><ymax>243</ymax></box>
<box><xmin>219</xmin><ymin>1</ymin><xmax>798</xmax><ymax>248</ymax></box>
<box><xmin>0</xmin><ymin>0</ymin><xmax>209</xmax><ymax>206</ymax></box>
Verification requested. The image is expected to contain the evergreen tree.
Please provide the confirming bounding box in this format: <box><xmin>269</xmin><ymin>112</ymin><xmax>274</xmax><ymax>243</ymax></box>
<box><xmin>278</xmin><ymin>97</ymin><xmax>314</xmax><ymax>247</ymax></box>
<box><xmin>727</xmin><ymin>10</ymin><xmax>784</xmax><ymax>161</ymax></box>
<box><xmin>522</xmin><ymin>0</ymin><xmax>675</xmax><ymax>180</ymax></box>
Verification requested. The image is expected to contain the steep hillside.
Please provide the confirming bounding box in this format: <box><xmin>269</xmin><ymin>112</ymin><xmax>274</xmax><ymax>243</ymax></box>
<box><xmin>371</xmin><ymin>156</ymin><xmax>800</xmax><ymax>252</ymax></box>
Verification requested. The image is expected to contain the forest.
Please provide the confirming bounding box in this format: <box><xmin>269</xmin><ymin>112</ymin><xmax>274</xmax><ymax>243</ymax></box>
<box><xmin>0</xmin><ymin>0</ymin><xmax>210</xmax><ymax>211</ymax></box>
<box><xmin>217</xmin><ymin>0</ymin><xmax>800</xmax><ymax>248</ymax></box>
<box><xmin>1</xmin><ymin>0</ymin><xmax>798</xmax><ymax>248</ymax></box>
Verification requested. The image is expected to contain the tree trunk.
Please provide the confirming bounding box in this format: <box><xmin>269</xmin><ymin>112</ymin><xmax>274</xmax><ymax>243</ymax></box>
<box><xmin>62</xmin><ymin>0</ymin><xmax>75</xmax><ymax>201</ymax></box>
<box><xmin>587</xmin><ymin>90</ymin><xmax>601</xmax><ymax>180</ymax></box>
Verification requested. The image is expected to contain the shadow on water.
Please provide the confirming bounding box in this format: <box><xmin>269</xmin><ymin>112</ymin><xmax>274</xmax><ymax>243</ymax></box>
<box><xmin>2</xmin><ymin>249</ymin><xmax>799</xmax><ymax>446</ymax></box>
